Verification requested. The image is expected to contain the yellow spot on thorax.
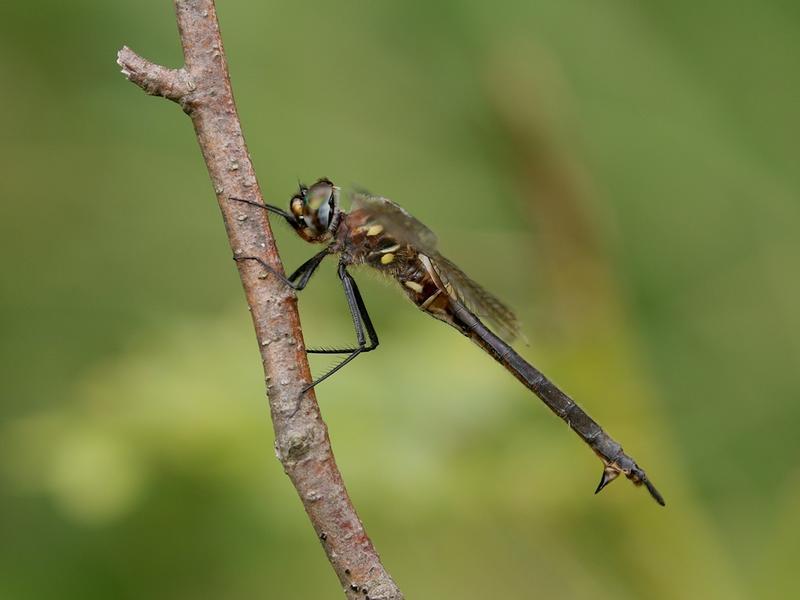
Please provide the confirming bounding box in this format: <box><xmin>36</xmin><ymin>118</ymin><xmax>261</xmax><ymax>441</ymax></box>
<box><xmin>380</xmin><ymin>253</ymin><xmax>395</xmax><ymax>265</ymax></box>
<box><xmin>404</xmin><ymin>280</ymin><xmax>423</xmax><ymax>293</ymax></box>
<box><xmin>366</xmin><ymin>224</ymin><xmax>384</xmax><ymax>236</ymax></box>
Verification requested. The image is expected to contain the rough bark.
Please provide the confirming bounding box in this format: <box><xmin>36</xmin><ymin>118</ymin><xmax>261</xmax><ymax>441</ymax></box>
<box><xmin>117</xmin><ymin>2</ymin><xmax>402</xmax><ymax>598</ymax></box>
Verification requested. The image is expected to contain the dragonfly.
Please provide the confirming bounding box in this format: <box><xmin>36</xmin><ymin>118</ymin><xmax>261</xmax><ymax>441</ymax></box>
<box><xmin>232</xmin><ymin>178</ymin><xmax>665</xmax><ymax>506</ymax></box>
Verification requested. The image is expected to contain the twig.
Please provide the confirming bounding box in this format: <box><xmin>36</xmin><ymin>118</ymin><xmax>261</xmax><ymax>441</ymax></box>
<box><xmin>116</xmin><ymin>2</ymin><xmax>402</xmax><ymax>598</ymax></box>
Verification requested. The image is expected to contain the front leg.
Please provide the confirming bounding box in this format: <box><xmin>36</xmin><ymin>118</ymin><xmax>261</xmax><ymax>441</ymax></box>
<box><xmin>234</xmin><ymin>247</ymin><xmax>329</xmax><ymax>291</ymax></box>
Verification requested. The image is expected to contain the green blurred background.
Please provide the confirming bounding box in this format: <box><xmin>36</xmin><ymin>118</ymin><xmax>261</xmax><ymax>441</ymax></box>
<box><xmin>2</xmin><ymin>1</ymin><xmax>799</xmax><ymax>598</ymax></box>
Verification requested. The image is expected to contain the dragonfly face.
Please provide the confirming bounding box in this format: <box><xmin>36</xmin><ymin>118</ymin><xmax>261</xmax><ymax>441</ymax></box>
<box><xmin>287</xmin><ymin>177</ymin><xmax>342</xmax><ymax>243</ymax></box>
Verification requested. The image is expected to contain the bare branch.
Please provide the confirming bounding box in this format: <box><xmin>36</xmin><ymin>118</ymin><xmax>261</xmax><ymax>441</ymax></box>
<box><xmin>117</xmin><ymin>46</ymin><xmax>194</xmax><ymax>103</ymax></box>
<box><xmin>117</xmin><ymin>1</ymin><xmax>402</xmax><ymax>598</ymax></box>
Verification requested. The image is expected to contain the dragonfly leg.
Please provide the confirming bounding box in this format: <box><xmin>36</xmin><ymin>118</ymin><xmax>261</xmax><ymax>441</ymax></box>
<box><xmin>228</xmin><ymin>196</ymin><xmax>297</xmax><ymax>226</ymax></box>
<box><xmin>305</xmin><ymin>284</ymin><xmax>380</xmax><ymax>357</ymax></box>
<box><xmin>300</xmin><ymin>262</ymin><xmax>379</xmax><ymax>394</ymax></box>
<box><xmin>234</xmin><ymin>248</ymin><xmax>329</xmax><ymax>291</ymax></box>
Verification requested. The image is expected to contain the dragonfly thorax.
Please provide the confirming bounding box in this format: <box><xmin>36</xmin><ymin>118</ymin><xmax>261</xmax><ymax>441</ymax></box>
<box><xmin>289</xmin><ymin>178</ymin><xmax>342</xmax><ymax>243</ymax></box>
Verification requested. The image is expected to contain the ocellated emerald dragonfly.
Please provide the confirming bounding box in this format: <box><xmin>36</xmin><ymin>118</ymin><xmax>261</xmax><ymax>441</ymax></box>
<box><xmin>232</xmin><ymin>178</ymin><xmax>665</xmax><ymax>506</ymax></box>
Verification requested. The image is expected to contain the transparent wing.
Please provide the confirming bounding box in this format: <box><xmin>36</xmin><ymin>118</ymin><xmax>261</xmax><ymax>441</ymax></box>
<box><xmin>350</xmin><ymin>190</ymin><xmax>438</xmax><ymax>253</ymax></box>
<box><xmin>431</xmin><ymin>254</ymin><xmax>523</xmax><ymax>343</ymax></box>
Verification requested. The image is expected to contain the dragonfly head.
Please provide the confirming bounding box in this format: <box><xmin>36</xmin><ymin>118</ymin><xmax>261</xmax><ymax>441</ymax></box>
<box><xmin>289</xmin><ymin>178</ymin><xmax>342</xmax><ymax>243</ymax></box>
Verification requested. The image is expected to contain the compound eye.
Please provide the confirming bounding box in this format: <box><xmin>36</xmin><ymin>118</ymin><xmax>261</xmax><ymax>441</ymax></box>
<box><xmin>316</xmin><ymin>198</ymin><xmax>331</xmax><ymax>229</ymax></box>
<box><xmin>290</xmin><ymin>197</ymin><xmax>305</xmax><ymax>218</ymax></box>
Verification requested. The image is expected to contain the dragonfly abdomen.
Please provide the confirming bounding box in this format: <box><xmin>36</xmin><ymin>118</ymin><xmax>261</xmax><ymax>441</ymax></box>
<box><xmin>446</xmin><ymin>299</ymin><xmax>665</xmax><ymax>505</ymax></box>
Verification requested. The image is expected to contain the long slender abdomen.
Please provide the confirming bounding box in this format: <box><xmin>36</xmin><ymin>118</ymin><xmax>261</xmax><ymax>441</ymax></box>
<box><xmin>445</xmin><ymin>299</ymin><xmax>664</xmax><ymax>505</ymax></box>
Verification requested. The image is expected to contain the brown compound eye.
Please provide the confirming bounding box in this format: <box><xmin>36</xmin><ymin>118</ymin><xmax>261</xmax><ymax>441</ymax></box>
<box><xmin>290</xmin><ymin>197</ymin><xmax>305</xmax><ymax>218</ymax></box>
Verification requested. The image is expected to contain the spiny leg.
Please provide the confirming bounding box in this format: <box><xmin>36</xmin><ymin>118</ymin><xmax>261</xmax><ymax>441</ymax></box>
<box><xmin>300</xmin><ymin>261</ymin><xmax>379</xmax><ymax>394</ymax></box>
<box><xmin>233</xmin><ymin>226</ymin><xmax>379</xmax><ymax>407</ymax></box>
<box><xmin>237</xmin><ymin>251</ymin><xmax>378</xmax><ymax>356</ymax></box>
<box><xmin>306</xmin><ymin>276</ymin><xmax>379</xmax><ymax>354</ymax></box>
<box><xmin>234</xmin><ymin>248</ymin><xmax>329</xmax><ymax>291</ymax></box>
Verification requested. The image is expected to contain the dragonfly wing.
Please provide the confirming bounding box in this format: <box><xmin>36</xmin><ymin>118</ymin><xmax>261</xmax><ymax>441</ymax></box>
<box><xmin>350</xmin><ymin>190</ymin><xmax>439</xmax><ymax>253</ymax></box>
<box><xmin>351</xmin><ymin>189</ymin><xmax>522</xmax><ymax>342</ymax></box>
<box><xmin>430</xmin><ymin>253</ymin><xmax>523</xmax><ymax>343</ymax></box>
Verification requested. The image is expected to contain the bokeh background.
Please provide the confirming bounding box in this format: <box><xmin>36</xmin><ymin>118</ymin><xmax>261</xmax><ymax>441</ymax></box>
<box><xmin>2</xmin><ymin>1</ymin><xmax>799</xmax><ymax>598</ymax></box>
